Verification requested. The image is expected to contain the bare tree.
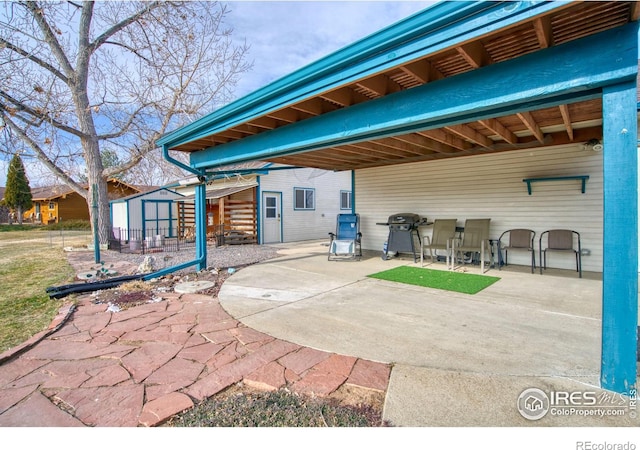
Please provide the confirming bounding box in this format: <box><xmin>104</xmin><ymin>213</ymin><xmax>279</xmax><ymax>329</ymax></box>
<box><xmin>0</xmin><ymin>1</ymin><xmax>251</xmax><ymax>243</ymax></box>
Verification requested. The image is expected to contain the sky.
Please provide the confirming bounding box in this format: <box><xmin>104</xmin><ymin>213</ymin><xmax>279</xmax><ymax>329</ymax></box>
<box><xmin>224</xmin><ymin>1</ymin><xmax>437</xmax><ymax>99</ymax></box>
<box><xmin>0</xmin><ymin>1</ymin><xmax>436</xmax><ymax>187</ymax></box>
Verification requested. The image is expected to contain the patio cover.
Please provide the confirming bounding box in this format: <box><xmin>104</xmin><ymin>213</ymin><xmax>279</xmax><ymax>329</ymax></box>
<box><xmin>178</xmin><ymin>183</ymin><xmax>258</xmax><ymax>201</ymax></box>
<box><xmin>157</xmin><ymin>1</ymin><xmax>639</xmax><ymax>395</ymax></box>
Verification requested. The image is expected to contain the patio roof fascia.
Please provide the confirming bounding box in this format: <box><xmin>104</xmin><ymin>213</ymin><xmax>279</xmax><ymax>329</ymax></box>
<box><xmin>157</xmin><ymin>1</ymin><xmax>572</xmax><ymax>150</ymax></box>
<box><xmin>189</xmin><ymin>22</ymin><xmax>638</xmax><ymax>171</ymax></box>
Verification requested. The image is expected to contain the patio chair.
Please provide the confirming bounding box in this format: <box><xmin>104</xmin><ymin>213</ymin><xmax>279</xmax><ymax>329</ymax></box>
<box><xmin>328</xmin><ymin>213</ymin><xmax>362</xmax><ymax>261</ymax></box>
<box><xmin>420</xmin><ymin>219</ymin><xmax>457</xmax><ymax>267</ymax></box>
<box><xmin>539</xmin><ymin>229</ymin><xmax>582</xmax><ymax>277</ymax></box>
<box><xmin>451</xmin><ymin>218</ymin><xmax>492</xmax><ymax>273</ymax></box>
<box><xmin>497</xmin><ymin>229</ymin><xmax>536</xmax><ymax>273</ymax></box>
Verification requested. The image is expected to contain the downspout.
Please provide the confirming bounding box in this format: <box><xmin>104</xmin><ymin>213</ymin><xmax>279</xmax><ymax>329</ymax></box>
<box><xmin>256</xmin><ymin>175</ymin><xmax>261</xmax><ymax>244</ymax></box>
<box><xmin>158</xmin><ymin>144</ymin><xmax>208</xmax><ymax>275</ymax></box>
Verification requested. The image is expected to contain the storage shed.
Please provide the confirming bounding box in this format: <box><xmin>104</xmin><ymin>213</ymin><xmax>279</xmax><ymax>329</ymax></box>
<box><xmin>109</xmin><ymin>187</ymin><xmax>183</xmax><ymax>243</ymax></box>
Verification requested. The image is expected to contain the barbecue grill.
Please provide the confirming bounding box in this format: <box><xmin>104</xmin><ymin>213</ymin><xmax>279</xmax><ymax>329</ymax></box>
<box><xmin>377</xmin><ymin>213</ymin><xmax>427</xmax><ymax>262</ymax></box>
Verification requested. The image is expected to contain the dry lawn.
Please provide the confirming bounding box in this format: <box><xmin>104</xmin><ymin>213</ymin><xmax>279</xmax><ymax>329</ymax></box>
<box><xmin>0</xmin><ymin>230</ymin><xmax>80</xmax><ymax>352</ymax></box>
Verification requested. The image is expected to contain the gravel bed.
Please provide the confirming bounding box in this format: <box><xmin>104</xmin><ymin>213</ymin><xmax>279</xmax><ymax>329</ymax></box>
<box><xmin>101</xmin><ymin>244</ymin><xmax>282</xmax><ymax>275</ymax></box>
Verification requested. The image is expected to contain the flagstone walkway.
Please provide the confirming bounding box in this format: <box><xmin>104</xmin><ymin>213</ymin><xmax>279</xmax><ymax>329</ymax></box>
<box><xmin>0</xmin><ymin>251</ymin><xmax>390</xmax><ymax>427</ymax></box>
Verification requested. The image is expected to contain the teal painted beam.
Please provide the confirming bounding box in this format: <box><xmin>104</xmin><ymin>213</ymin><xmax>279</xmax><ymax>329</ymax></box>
<box><xmin>158</xmin><ymin>1</ymin><xmax>571</xmax><ymax>149</ymax></box>
<box><xmin>601</xmin><ymin>81</ymin><xmax>638</xmax><ymax>395</ymax></box>
<box><xmin>191</xmin><ymin>23</ymin><xmax>638</xmax><ymax>170</ymax></box>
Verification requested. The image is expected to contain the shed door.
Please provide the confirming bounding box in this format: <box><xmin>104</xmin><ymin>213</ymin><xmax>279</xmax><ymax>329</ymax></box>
<box><xmin>262</xmin><ymin>192</ymin><xmax>282</xmax><ymax>243</ymax></box>
<box><xmin>142</xmin><ymin>200</ymin><xmax>174</xmax><ymax>238</ymax></box>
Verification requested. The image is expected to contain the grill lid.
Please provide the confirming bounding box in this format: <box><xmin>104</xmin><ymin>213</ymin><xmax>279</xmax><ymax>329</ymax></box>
<box><xmin>387</xmin><ymin>213</ymin><xmax>421</xmax><ymax>225</ymax></box>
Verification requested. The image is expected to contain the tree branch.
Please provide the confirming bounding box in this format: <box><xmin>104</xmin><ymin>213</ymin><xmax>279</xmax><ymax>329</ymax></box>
<box><xmin>1</xmin><ymin>110</ymin><xmax>88</xmax><ymax>199</ymax></box>
<box><xmin>0</xmin><ymin>90</ymin><xmax>87</xmax><ymax>138</ymax></box>
<box><xmin>0</xmin><ymin>37</ymin><xmax>69</xmax><ymax>83</ymax></box>
<box><xmin>88</xmin><ymin>1</ymin><xmax>163</xmax><ymax>54</ymax></box>
<box><xmin>24</xmin><ymin>1</ymin><xmax>76</xmax><ymax>80</ymax></box>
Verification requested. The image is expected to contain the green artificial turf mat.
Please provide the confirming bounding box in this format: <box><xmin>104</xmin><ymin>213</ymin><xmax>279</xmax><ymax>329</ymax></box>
<box><xmin>367</xmin><ymin>266</ymin><xmax>500</xmax><ymax>294</ymax></box>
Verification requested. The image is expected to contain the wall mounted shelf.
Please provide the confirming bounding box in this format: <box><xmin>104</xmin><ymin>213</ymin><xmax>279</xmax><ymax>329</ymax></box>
<box><xmin>522</xmin><ymin>175</ymin><xmax>589</xmax><ymax>195</ymax></box>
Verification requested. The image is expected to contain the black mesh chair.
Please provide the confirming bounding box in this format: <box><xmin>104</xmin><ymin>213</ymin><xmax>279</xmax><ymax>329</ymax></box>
<box><xmin>539</xmin><ymin>229</ymin><xmax>581</xmax><ymax>278</ymax></box>
<box><xmin>498</xmin><ymin>229</ymin><xmax>536</xmax><ymax>273</ymax></box>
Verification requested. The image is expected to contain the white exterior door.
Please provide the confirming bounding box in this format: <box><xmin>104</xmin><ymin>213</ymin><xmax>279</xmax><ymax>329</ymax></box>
<box><xmin>262</xmin><ymin>192</ymin><xmax>282</xmax><ymax>243</ymax></box>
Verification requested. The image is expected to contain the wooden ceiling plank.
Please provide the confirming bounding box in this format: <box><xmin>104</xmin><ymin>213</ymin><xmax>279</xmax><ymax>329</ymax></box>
<box><xmin>291</xmin><ymin>97</ymin><xmax>327</xmax><ymax>115</ymax></box>
<box><xmin>320</xmin><ymin>87</ymin><xmax>354</xmax><ymax>107</ymax></box>
<box><xmin>478</xmin><ymin>118</ymin><xmax>519</xmax><ymax>144</ymax></box>
<box><xmin>356</xmin><ymin>74</ymin><xmax>390</xmax><ymax>97</ymax></box>
<box><xmin>416</xmin><ymin>129</ymin><xmax>470</xmax><ymax>152</ymax></box>
<box><xmin>216</xmin><ymin>129</ymin><xmax>246</xmax><ymax>140</ymax></box>
<box><xmin>392</xmin><ymin>133</ymin><xmax>458</xmax><ymax>155</ymax></box>
<box><xmin>266</xmin><ymin>108</ymin><xmax>299</xmax><ymax>123</ymax></box>
<box><xmin>516</xmin><ymin>111</ymin><xmax>545</xmax><ymax>143</ymax></box>
<box><xmin>533</xmin><ymin>16</ymin><xmax>553</xmax><ymax>48</ymax></box>
<box><xmin>631</xmin><ymin>1</ymin><xmax>640</xmax><ymax>21</ymax></box>
<box><xmin>373</xmin><ymin>137</ymin><xmax>429</xmax><ymax>156</ymax></box>
<box><xmin>444</xmin><ymin>124</ymin><xmax>494</xmax><ymax>148</ymax></box>
<box><xmin>558</xmin><ymin>104</ymin><xmax>574</xmax><ymax>140</ymax></box>
<box><xmin>399</xmin><ymin>59</ymin><xmax>445</xmax><ymax>84</ymax></box>
<box><xmin>456</xmin><ymin>41</ymin><xmax>493</xmax><ymax>68</ymax></box>
<box><xmin>247</xmin><ymin>116</ymin><xmax>278</xmax><ymax>130</ymax></box>
<box><xmin>347</xmin><ymin>141</ymin><xmax>417</xmax><ymax>158</ymax></box>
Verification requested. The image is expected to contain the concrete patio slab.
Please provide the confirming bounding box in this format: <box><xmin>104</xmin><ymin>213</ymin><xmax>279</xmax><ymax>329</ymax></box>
<box><xmin>219</xmin><ymin>241</ymin><xmax>639</xmax><ymax>427</ymax></box>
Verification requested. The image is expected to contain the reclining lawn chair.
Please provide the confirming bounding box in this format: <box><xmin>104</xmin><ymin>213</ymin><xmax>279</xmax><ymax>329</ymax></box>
<box><xmin>328</xmin><ymin>213</ymin><xmax>362</xmax><ymax>261</ymax></box>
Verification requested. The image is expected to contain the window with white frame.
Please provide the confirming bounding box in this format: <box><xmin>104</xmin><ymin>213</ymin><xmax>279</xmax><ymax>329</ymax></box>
<box><xmin>340</xmin><ymin>190</ymin><xmax>352</xmax><ymax>210</ymax></box>
<box><xmin>294</xmin><ymin>187</ymin><xmax>315</xmax><ymax>210</ymax></box>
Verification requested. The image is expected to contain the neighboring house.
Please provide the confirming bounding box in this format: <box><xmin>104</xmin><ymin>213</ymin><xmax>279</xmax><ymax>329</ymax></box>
<box><xmin>173</xmin><ymin>162</ymin><xmax>351</xmax><ymax>244</ymax></box>
<box><xmin>24</xmin><ymin>179</ymin><xmax>143</xmax><ymax>224</ymax></box>
<box><xmin>156</xmin><ymin>2</ymin><xmax>638</xmax><ymax>393</ymax></box>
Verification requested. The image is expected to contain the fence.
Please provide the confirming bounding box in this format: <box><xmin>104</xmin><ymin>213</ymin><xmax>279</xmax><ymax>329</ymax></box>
<box><xmin>108</xmin><ymin>227</ymin><xmax>197</xmax><ymax>254</ymax></box>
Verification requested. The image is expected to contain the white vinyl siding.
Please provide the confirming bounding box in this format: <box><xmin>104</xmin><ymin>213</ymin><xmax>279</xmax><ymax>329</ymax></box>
<box><xmin>260</xmin><ymin>167</ymin><xmax>351</xmax><ymax>242</ymax></box>
<box><xmin>355</xmin><ymin>144</ymin><xmax>604</xmax><ymax>273</ymax></box>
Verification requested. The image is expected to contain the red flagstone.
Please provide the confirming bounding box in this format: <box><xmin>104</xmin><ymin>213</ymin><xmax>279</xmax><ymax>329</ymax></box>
<box><xmin>139</xmin><ymin>392</ymin><xmax>193</xmax><ymax>427</ymax></box>
<box><xmin>311</xmin><ymin>354</ymin><xmax>357</xmax><ymax>378</ymax></box>
<box><xmin>201</xmin><ymin>329</ymin><xmax>236</xmax><ymax>345</ymax></box>
<box><xmin>178</xmin><ymin>341</ymin><xmax>224</xmax><ymax>364</ymax></box>
<box><xmin>244</xmin><ymin>361</ymin><xmax>286</xmax><ymax>391</ymax></box>
<box><xmin>23</xmin><ymin>339</ymin><xmax>135</xmax><ymax>361</ymax></box>
<box><xmin>230</xmin><ymin>327</ymin><xmax>274</xmax><ymax>345</ymax></box>
<box><xmin>144</xmin><ymin>357</ymin><xmax>204</xmax><ymax>391</ymax></box>
<box><xmin>83</xmin><ymin>364</ymin><xmax>131</xmax><ymax>388</ymax></box>
<box><xmin>292</xmin><ymin>370</ymin><xmax>348</xmax><ymax>397</ymax></box>
<box><xmin>0</xmin><ymin>354</ymin><xmax>48</xmax><ymax>380</ymax></box>
<box><xmin>193</xmin><ymin>318</ymin><xmax>240</xmax><ymax>333</ymax></box>
<box><xmin>278</xmin><ymin>346</ymin><xmax>331</xmax><ymax>375</ymax></box>
<box><xmin>120</xmin><ymin>330</ymin><xmax>191</xmax><ymax>346</ymax></box>
<box><xmin>54</xmin><ymin>384</ymin><xmax>144</xmax><ymax>427</ymax></box>
<box><xmin>185</xmin><ymin>370</ymin><xmax>238</xmax><ymax>401</ymax></box>
<box><xmin>121</xmin><ymin>341</ymin><xmax>182</xmax><ymax>383</ymax></box>
<box><xmin>205</xmin><ymin>342</ymin><xmax>244</xmax><ymax>371</ymax></box>
<box><xmin>346</xmin><ymin>359</ymin><xmax>391</xmax><ymax>392</ymax></box>
<box><xmin>0</xmin><ymin>256</ymin><xmax>392</xmax><ymax>427</ymax></box>
<box><xmin>0</xmin><ymin>385</ymin><xmax>37</xmax><ymax>414</ymax></box>
<box><xmin>0</xmin><ymin>391</ymin><xmax>85</xmax><ymax>427</ymax></box>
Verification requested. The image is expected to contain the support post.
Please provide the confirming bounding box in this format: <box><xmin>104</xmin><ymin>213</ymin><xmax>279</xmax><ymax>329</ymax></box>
<box><xmin>92</xmin><ymin>184</ymin><xmax>100</xmax><ymax>263</ymax></box>
<box><xmin>194</xmin><ymin>182</ymin><xmax>207</xmax><ymax>272</ymax></box>
<box><xmin>601</xmin><ymin>81</ymin><xmax>638</xmax><ymax>394</ymax></box>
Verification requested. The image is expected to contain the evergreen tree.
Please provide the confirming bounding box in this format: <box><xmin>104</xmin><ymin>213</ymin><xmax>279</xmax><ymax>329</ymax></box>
<box><xmin>4</xmin><ymin>154</ymin><xmax>32</xmax><ymax>225</ymax></box>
